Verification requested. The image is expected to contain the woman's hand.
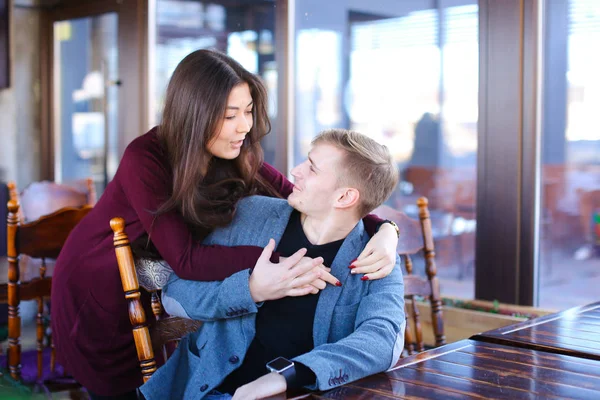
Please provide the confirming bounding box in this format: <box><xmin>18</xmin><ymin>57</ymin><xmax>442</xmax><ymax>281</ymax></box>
<box><xmin>350</xmin><ymin>222</ymin><xmax>398</xmax><ymax>281</ymax></box>
<box><xmin>280</xmin><ymin>257</ymin><xmax>341</xmax><ymax>292</ymax></box>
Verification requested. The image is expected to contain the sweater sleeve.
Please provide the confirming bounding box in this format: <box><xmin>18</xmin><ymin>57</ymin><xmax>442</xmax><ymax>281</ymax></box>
<box><xmin>259</xmin><ymin>162</ymin><xmax>294</xmax><ymax>198</ymax></box>
<box><xmin>118</xmin><ymin>142</ymin><xmax>264</xmax><ymax>282</ymax></box>
<box><xmin>259</xmin><ymin>162</ymin><xmax>384</xmax><ymax>236</ymax></box>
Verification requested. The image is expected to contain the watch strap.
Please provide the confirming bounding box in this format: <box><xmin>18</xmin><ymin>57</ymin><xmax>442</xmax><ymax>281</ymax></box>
<box><xmin>386</xmin><ymin>220</ymin><xmax>400</xmax><ymax>238</ymax></box>
<box><xmin>279</xmin><ymin>363</ymin><xmax>297</xmax><ymax>388</ymax></box>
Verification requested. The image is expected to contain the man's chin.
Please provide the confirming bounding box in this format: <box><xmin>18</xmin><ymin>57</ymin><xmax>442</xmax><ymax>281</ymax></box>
<box><xmin>287</xmin><ymin>196</ymin><xmax>300</xmax><ymax>211</ymax></box>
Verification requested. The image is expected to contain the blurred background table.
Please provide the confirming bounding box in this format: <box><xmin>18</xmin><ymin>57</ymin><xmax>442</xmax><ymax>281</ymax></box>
<box><xmin>472</xmin><ymin>301</ymin><xmax>600</xmax><ymax>361</ymax></box>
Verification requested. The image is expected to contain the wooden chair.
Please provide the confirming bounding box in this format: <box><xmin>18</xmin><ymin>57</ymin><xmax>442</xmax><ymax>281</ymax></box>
<box><xmin>110</xmin><ymin>217</ymin><xmax>201</xmax><ymax>382</ymax></box>
<box><xmin>377</xmin><ymin>198</ymin><xmax>446</xmax><ymax>357</ymax></box>
<box><xmin>402</xmin><ymin>198</ymin><xmax>445</xmax><ymax>355</ymax></box>
<box><xmin>8</xmin><ymin>178</ymin><xmax>96</xmax><ymax>223</ymax></box>
<box><xmin>6</xmin><ymin>179</ymin><xmax>97</xmax><ymax>295</ymax></box>
<box><xmin>578</xmin><ymin>189</ymin><xmax>600</xmax><ymax>247</ymax></box>
<box><xmin>6</xmin><ymin>200</ymin><xmax>92</xmax><ymax>382</ymax></box>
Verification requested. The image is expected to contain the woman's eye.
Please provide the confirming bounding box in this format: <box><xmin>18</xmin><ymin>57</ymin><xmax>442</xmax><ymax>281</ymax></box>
<box><xmin>309</xmin><ymin>166</ymin><xmax>316</xmax><ymax>173</ymax></box>
<box><xmin>245</xmin><ymin>110</ymin><xmax>253</xmax><ymax>115</ymax></box>
<box><xmin>225</xmin><ymin>115</ymin><xmax>236</xmax><ymax>120</ymax></box>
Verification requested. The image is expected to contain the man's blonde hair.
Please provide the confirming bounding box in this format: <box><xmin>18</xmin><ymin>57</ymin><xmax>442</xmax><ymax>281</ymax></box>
<box><xmin>312</xmin><ymin>129</ymin><xmax>399</xmax><ymax>217</ymax></box>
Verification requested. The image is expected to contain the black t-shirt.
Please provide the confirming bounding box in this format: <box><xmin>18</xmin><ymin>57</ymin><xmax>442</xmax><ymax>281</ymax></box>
<box><xmin>218</xmin><ymin>210</ymin><xmax>344</xmax><ymax>393</ymax></box>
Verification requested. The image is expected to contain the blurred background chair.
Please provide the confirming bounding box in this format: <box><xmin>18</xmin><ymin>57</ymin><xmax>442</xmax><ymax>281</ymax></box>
<box><xmin>8</xmin><ymin>178</ymin><xmax>96</xmax><ymax>223</ymax></box>
<box><xmin>3</xmin><ymin>178</ymin><xmax>96</xmax><ymax>304</ymax></box>
<box><xmin>5</xmin><ymin>200</ymin><xmax>92</xmax><ymax>390</ymax></box>
<box><xmin>578</xmin><ymin>189</ymin><xmax>600</xmax><ymax>258</ymax></box>
<box><xmin>376</xmin><ymin>198</ymin><xmax>446</xmax><ymax>358</ymax></box>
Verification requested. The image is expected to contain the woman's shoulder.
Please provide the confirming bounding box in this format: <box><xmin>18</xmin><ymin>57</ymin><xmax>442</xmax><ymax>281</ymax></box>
<box><xmin>124</xmin><ymin>127</ymin><xmax>162</xmax><ymax>156</ymax></box>
<box><xmin>259</xmin><ymin>161</ymin><xmax>278</xmax><ymax>176</ymax></box>
<box><xmin>118</xmin><ymin>127</ymin><xmax>170</xmax><ymax>176</ymax></box>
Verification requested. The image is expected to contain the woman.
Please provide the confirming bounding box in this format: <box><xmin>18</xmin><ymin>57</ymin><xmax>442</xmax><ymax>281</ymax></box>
<box><xmin>51</xmin><ymin>49</ymin><xmax>399</xmax><ymax>399</ymax></box>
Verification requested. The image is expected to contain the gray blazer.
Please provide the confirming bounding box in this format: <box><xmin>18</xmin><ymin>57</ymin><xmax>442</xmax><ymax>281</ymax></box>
<box><xmin>140</xmin><ymin>196</ymin><xmax>405</xmax><ymax>400</ymax></box>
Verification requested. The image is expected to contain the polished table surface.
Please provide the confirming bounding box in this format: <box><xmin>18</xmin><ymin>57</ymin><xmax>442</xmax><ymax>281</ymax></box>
<box><xmin>305</xmin><ymin>339</ymin><xmax>600</xmax><ymax>399</ymax></box>
<box><xmin>472</xmin><ymin>301</ymin><xmax>600</xmax><ymax>361</ymax></box>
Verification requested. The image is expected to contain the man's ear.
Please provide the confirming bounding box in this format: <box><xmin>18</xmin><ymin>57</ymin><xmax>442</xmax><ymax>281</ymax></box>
<box><xmin>335</xmin><ymin>188</ymin><xmax>360</xmax><ymax>210</ymax></box>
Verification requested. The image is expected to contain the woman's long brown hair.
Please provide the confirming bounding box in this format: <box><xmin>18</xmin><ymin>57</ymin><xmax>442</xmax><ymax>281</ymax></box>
<box><xmin>155</xmin><ymin>49</ymin><xmax>279</xmax><ymax>238</ymax></box>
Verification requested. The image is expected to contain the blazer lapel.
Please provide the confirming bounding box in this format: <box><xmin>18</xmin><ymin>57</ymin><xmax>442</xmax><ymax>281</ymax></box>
<box><xmin>312</xmin><ymin>222</ymin><xmax>367</xmax><ymax>346</ymax></box>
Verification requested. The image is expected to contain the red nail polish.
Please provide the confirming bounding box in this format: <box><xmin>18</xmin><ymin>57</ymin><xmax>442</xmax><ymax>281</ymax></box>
<box><xmin>361</xmin><ymin>276</ymin><xmax>369</xmax><ymax>281</ymax></box>
<box><xmin>351</xmin><ymin>258</ymin><xmax>357</xmax><ymax>263</ymax></box>
<box><xmin>335</xmin><ymin>281</ymin><xmax>342</xmax><ymax>287</ymax></box>
<box><xmin>348</xmin><ymin>265</ymin><xmax>355</xmax><ymax>269</ymax></box>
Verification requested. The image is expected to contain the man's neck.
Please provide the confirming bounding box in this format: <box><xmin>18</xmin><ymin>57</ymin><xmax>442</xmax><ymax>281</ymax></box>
<box><xmin>300</xmin><ymin>212</ymin><xmax>360</xmax><ymax>245</ymax></box>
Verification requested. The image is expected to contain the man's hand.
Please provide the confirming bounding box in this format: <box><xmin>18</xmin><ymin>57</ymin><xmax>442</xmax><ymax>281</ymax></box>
<box><xmin>249</xmin><ymin>239</ymin><xmax>325</xmax><ymax>302</ymax></box>
<box><xmin>280</xmin><ymin>257</ymin><xmax>341</xmax><ymax>291</ymax></box>
<box><xmin>232</xmin><ymin>372</ymin><xmax>286</xmax><ymax>400</ymax></box>
<box><xmin>350</xmin><ymin>222</ymin><xmax>398</xmax><ymax>281</ymax></box>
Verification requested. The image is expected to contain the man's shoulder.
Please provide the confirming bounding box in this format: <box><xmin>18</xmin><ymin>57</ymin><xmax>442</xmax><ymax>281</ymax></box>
<box><xmin>237</xmin><ymin>195</ymin><xmax>290</xmax><ymax>215</ymax></box>
<box><xmin>204</xmin><ymin>195</ymin><xmax>292</xmax><ymax>246</ymax></box>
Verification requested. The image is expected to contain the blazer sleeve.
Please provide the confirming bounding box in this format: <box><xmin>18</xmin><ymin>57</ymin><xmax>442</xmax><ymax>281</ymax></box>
<box><xmin>259</xmin><ymin>162</ymin><xmax>384</xmax><ymax>236</ymax></box>
<box><xmin>292</xmin><ymin>256</ymin><xmax>406</xmax><ymax>391</ymax></box>
<box><xmin>118</xmin><ymin>145</ymin><xmax>265</xmax><ymax>282</ymax></box>
<box><xmin>161</xmin><ymin>270</ymin><xmax>260</xmax><ymax>321</ymax></box>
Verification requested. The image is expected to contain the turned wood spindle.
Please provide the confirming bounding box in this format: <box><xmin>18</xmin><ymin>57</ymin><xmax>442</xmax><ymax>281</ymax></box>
<box><xmin>417</xmin><ymin>197</ymin><xmax>446</xmax><ymax>347</ymax></box>
<box><xmin>7</xmin><ymin>200</ymin><xmax>22</xmax><ymax>381</ymax></box>
<box><xmin>151</xmin><ymin>292</ymin><xmax>169</xmax><ymax>362</ymax></box>
<box><xmin>111</xmin><ymin>217</ymin><xmax>157</xmax><ymax>382</ymax></box>
<box><xmin>402</xmin><ymin>254</ymin><xmax>415</xmax><ymax>355</ymax></box>
<box><xmin>36</xmin><ymin>258</ymin><xmax>48</xmax><ymax>379</ymax></box>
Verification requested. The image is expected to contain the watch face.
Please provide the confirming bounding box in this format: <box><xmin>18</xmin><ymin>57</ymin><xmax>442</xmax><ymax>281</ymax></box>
<box><xmin>267</xmin><ymin>356</ymin><xmax>293</xmax><ymax>372</ymax></box>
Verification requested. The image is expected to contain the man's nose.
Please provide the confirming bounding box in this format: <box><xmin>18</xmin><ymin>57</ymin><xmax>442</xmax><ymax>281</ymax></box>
<box><xmin>291</xmin><ymin>164</ymin><xmax>302</xmax><ymax>178</ymax></box>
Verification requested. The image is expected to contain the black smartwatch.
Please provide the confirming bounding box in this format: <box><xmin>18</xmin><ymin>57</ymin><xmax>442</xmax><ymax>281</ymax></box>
<box><xmin>266</xmin><ymin>356</ymin><xmax>296</xmax><ymax>387</ymax></box>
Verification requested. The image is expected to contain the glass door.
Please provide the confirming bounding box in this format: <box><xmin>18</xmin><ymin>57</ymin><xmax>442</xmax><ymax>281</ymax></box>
<box><xmin>538</xmin><ymin>0</ymin><xmax>600</xmax><ymax>309</ymax></box>
<box><xmin>53</xmin><ymin>13</ymin><xmax>119</xmax><ymax>195</ymax></box>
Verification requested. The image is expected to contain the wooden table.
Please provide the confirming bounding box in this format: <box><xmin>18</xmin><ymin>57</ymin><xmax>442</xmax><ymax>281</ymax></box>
<box><xmin>472</xmin><ymin>301</ymin><xmax>600</xmax><ymax>361</ymax></box>
<box><xmin>305</xmin><ymin>339</ymin><xmax>600</xmax><ymax>399</ymax></box>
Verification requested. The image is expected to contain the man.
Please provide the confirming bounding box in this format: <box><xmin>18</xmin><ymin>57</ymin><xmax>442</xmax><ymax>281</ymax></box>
<box><xmin>141</xmin><ymin>129</ymin><xmax>406</xmax><ymax>400</ymax></box>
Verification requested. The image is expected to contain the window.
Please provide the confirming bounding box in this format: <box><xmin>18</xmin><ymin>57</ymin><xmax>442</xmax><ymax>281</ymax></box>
<box><xmin>294</xmin><ymin>0</ymin><xmax>478</xmax><ymax>298</ymax></box>
<box><xmin>539</xmin><ymin>0</ymin><xmax>600</xmax><ymax>309</ymax></box>
<box><xmin>151</xmin><ymin>0</ymin><xmax>279</xmax><ymax>165</ymax></box>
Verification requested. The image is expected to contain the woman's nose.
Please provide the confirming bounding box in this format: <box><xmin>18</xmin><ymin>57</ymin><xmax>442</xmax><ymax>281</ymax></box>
<box><xmin>237</xmin><ymin>115</ymin><xmax>251</xmax><ymax>133</ymax></box>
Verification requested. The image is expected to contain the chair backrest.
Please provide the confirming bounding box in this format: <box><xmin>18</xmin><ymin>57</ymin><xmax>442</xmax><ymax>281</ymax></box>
<box><xmin>8</xmin><ymin>178</ymin><xmax>96</xmax><ymax>223</ymax></box>
<box><xmin>6</xmin><ymin>200</ymin><xmax>92</xmax><ymax>381</ymax></box>
<box><xmin>578</xmin><ymin>189</ymin><xmax>600</xmax><ymax>242</ymax></box>
<box><xmin>110</xmin><ymin>217</ymin><xmax>201</xmax><ymax>383</ymax></box>
<box><xmin>381</xmin><ymin>197</ymin><xmax>446</xmax><ymax>356</ymax></box>
<box><xmin>1</xmin><ymin>182</ymin><xmax>7</xmax><ymax>257</ymax></box>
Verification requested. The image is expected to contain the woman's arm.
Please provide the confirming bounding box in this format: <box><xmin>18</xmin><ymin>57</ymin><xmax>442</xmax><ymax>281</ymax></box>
<box><xmin>259</xmin><ymin>162</ymin><xmax>294</xmax><ymax>198</ymax></box>
<box><xmin>118</xmin><ymin>143</ymin><xmax>264</xmax><ymax>281</ymax></box>
<box><xmin>161</xmin><ymin>239</ymin><xmax>319</xmax><ymax>321</ymax></box>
